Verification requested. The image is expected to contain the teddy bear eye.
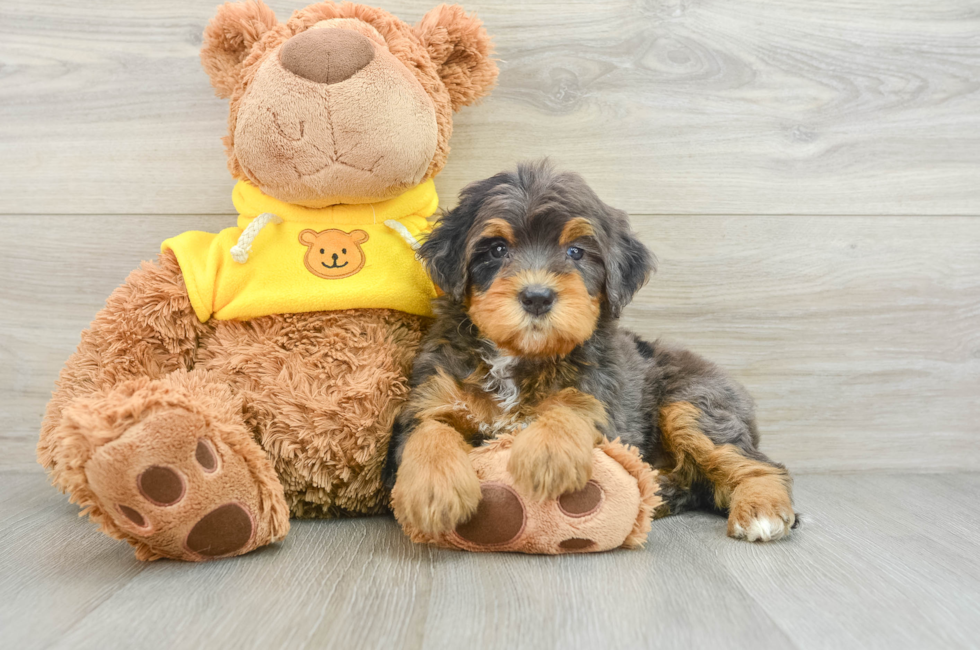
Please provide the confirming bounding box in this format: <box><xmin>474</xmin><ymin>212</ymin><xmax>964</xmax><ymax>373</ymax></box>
<box><xmin>320</xmin><ymin>248</ymin><xmax>325</xmax><ymax>254</ymax></box>
<box><xmin>566</xmin><ymin>246</ymin><xmax>584</xmax><ymax>260</ymax></box>
<box><xmin>342</xmin><ymin>248</ymin><xmax>347</xmax><ymax>254</ymax></box>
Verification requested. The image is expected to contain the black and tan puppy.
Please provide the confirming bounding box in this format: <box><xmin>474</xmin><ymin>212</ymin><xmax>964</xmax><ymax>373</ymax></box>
<box><xmin>385</xmin><ymin>161</ymin><xmax>796</xmax><ymax>542</ymax></box>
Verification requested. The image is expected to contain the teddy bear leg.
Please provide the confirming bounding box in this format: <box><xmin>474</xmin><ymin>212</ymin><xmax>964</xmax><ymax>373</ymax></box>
<box><xmin>49</xmin><ymin>371</ymin><xmax>290</xmax><ymax>561</ymax></box>
<box><xmin>402</xmin><ymin>437</ymin><xmax>660</xmax><ymax>554</ymax></box>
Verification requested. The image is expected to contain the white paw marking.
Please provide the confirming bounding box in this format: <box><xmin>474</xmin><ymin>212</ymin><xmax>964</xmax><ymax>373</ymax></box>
<box><xmin>733</xmin><ymin>514</ymin><xmax>793</xmax><ymax>542</ymax></box>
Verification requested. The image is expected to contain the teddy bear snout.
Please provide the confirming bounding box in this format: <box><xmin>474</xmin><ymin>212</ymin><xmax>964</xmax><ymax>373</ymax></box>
<box><xmin>279</xmin><ymin>28</ymin><xmax>375</xmax><ymax>85</ymax></box>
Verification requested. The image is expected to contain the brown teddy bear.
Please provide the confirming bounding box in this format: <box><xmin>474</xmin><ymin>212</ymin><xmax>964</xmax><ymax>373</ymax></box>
<box><xmin>37</xmin><ymin>0</ymin><xmax>497</xmax><ymax>561</ymax></box>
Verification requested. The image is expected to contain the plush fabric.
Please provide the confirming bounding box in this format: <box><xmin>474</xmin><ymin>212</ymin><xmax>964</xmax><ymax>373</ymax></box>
<box><xmin>213</xmin><ymin>2</ymin><xmax>496</xmax><ymax>206</ymax></box>
<box><xmin>231</xmin><ymin>23</ymin><xmax>441</xmax><ymax>206</ymax></box>
<box><xmin>393</xmin><ymin>436</ymin><xmax>661</xmax><ymax>554</ymax></box>
<box><xmin>38</xmin><ymin>1</ymin><xmax>498</xmax><ymax>561</ymax></box>
<box><xmin>39</xmin><ymin>248</ymin><xmax>429</xmax><ymax>552</ymax></box>
<box><xmin>60</xmin><ymin>372</ymin><xmax>291</xmax><ymax>561</ymax></box>
<box><xmin>162</xmin><ymin>180</ymin><xmax>439</xmax><ymax>321</ymax></box>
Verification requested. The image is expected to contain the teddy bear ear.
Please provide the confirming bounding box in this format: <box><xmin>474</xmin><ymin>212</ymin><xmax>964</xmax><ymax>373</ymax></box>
<box><xmin>200</xmin><ymin>0</ymin><xmax>280</xmax><ymax>98</ymax></box>
<box><xmin>414</xmin><ymin>5</ymin><xmax>498</xmax><ymax>112</ymax></box>
<box><xmin>298</xmin><ymin>229</ymin><xmax>317</xmax><ymax>246</ymax></box>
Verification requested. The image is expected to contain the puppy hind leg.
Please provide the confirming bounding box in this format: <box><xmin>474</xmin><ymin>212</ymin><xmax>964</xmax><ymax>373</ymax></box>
<box><xmin>653</xmin><ymin>472</ymin><xmax>719</xmax><ymax>520</ymax></box>
<box><xmin>659</xmin><ymin>402</ymin><xmax>796</xmax><ymax>542</ymax></box>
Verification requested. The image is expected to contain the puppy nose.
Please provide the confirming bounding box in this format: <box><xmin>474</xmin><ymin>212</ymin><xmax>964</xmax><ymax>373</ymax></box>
<box><xmin>518</xmin><ymin>286</ymin><xmax>556</xmax><ymax>316</ymax></box>
<box><xmin>280</xmin><ymin>28</ymin><xmax>375</xmax><ymax>85</ymax></box>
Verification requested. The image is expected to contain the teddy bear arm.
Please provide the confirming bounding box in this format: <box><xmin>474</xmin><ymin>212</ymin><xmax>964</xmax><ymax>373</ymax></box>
<box><xmin>38</xmin><ymin>249</ymin><xmax>208</xmax><ymax>471</ymax></box>
<box><xmin>36</xmin><ymin>251</ymin><xmax>292</xmax><ymax>560</ymax></box>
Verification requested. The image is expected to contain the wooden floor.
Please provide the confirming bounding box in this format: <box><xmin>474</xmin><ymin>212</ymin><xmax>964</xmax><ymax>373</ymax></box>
<box><xmin>2</xmin><ymin>469</ymin><xmax>978</xmax><ymax>649</ymax></box>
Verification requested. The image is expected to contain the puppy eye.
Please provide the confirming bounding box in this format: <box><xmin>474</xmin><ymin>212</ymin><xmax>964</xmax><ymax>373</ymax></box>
<box><xmin>566</xmin><ymin>246</ymin><xmax>584</xmax><ymax>260</ymax></box>
<box><xmin>490</xmin><ymin>243</ymin><xmax>508</xmax><ymax>259</ymax></box>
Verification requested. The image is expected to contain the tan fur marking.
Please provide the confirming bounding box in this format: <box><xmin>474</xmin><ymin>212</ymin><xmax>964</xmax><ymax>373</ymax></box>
<box><xmin>659</xmin><ymin>402</ymin><xmax>794</xmax><ymax>537</ymax></box>
<box><xmin>468</xmin><ymin>270</ymin><xmax>600</xmax><ymax>358</ymax></box>
<box><xmin>559</xmin><ymin>217</ymin><xmax>595</xmax><ymax>246</ymax></box>
<box><xmin>507</xmin><ymin>389</ymin><xmax>605</xmax><ymax>500</ymax></box>
<box><xmin>413</xmin><ymin>369</ymin><xmax>500</xmax><ymax>436</ymax></box>
<box><xmin>536</xmin><ymin>388</ymin><xmax>608</xmax><ymax>431</ymax></box>
<box><xmin>391</xmin><ymin>419</ymin><xmax>482</xmax><ymax>535</ymax></box>
<box><xmin>478</xmin><ymin>218</ymin><xmax>515</xmax><ymax>243</ymax></box>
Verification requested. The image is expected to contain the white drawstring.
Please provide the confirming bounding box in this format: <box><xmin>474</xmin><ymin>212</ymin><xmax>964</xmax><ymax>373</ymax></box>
<box><xmin>384</xmin><ymin>219</ymin><xmax>421</xmax><ymax>251</ymax></box>
<box><xmin>230</xmin><ymin>212</ymin><xmax>282</xmax><ymax>263</ymax></box>
<box><xmin>231</xmin><ymin>212</ymin><xmax>421</xmax><ymax>263</ymax></box>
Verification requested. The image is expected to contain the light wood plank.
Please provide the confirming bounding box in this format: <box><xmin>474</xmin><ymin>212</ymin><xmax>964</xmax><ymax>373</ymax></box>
<box><xmin>0</xmin><ymin>473</ymin><xmax>148</xmax><ymax>649</ymax></box>
<box><xmin>625</xmin><ymin>215</ymin><xmax>980</xmax><ymax>472</ymax></box>
<box><xmin>2</xmin><ymin>1</ymin><xmax>979</xmax><ymax>215</ymax></box>
<box><xmin>3</xmin><ymin>214</ymin><xmax>978</xmax><ymax>472</ymax></box>
<box><xmin>420</xmin><ymin>524</ymin><xmax>792</xmax><ymax>649</ymax></box>
<box><xmin>47</xmin><ymin>517</ymin><xmax>433</xmax><ymax>650</ymax></box>
<box><xmin>683</xmin><ymin>473</ymin><xmax>980</xmax><ymax>650</ymax></box>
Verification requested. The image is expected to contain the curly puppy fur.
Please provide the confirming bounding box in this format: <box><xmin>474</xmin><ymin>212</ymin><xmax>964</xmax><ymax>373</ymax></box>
<box><xmin>387</xmin><ymin>161</ymin><xmax>798</xmax><ymax>542</ymax></box>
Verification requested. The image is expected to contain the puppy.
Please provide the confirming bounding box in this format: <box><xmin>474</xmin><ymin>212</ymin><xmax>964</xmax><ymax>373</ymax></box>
<box><xmin>385</xmin><ymin>161</ymin><xmax>796</xmax><ymax>542</ymax></box>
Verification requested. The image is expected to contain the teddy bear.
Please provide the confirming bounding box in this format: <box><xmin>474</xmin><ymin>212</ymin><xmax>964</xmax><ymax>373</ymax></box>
<box><xmin>37</xmin><ymin>0</ymin><xmax>498</xmax><ymax>562</ymax></box>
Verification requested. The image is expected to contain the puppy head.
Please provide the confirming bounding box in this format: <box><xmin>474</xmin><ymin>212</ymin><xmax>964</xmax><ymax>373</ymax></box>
<box><xmin>420</xmin><ymin>161</ymin><xmax>654</xmax><ymax>357</ymax></box>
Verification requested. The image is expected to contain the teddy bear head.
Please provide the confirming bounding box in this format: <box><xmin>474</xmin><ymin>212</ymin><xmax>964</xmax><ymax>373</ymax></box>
<box><xmin>200</xmin><ymin>1</ymin><xmax>497</xmax><ymax>208</ymax></box>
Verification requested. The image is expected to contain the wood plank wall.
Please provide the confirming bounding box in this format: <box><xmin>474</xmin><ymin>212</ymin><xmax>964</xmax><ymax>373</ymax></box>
<box><xmin>1</xmin><ymin>0</ymin><xmax>978</xmax><ymax>472</ymax></box>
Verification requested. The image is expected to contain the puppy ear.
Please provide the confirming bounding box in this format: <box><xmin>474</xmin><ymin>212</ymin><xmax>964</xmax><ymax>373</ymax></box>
<box><xmin>418</xmin><ymin>206</ymin><xmax>474</xmax><ymax>302</ymax></box>
<box><xmin>604</xmin><ymin>209</ymin><xmax>655</xmax><ymax>318</ymax></box>
<box><xmin>414</xmin><ymin>5</ymin><xmax>498</xmax><ymax>111</ymax></box>
<box><xmin>201</xmin><ymin>0</ymin><xmax>280</xmax><ymax>98</ymax></box>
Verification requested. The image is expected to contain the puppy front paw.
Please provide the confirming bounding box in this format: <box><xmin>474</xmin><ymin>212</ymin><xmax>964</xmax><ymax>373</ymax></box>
<box><xmin>392</xmin><ymin>443</ymin><xmax>482</xmax><ymax>536</ymax></box>
<box><xmin>727</xmin><ymin>476</ymin><xmax>796</xmax><ymax>542</ymax></box>
<box><xmin>508</xmin><ymin>419</ymin><xmax>595</xmax><ymax>501</ymax></box>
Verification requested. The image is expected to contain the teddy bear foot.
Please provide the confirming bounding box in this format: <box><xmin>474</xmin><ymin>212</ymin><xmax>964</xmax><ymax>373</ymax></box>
<box><xmin>85</xmin><ymin>408</ymin><xmax>289</xmax><ymax>561</ymax></box>
<box><xmin>398</xmin><ymin>436</ymin><xmax>662</xmax><ymax>554</ymax></box>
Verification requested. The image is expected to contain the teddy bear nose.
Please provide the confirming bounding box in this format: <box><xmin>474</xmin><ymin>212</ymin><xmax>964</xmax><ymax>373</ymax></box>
<box><xmin>279</xmin><ymin>28</ymin><xmax>375</xmax><ymax>85</ymax></box>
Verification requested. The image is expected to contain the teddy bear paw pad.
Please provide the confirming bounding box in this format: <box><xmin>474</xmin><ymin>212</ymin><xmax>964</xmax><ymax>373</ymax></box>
<box><xmin>558</xmin><ymin>537</ymin><xmax>596</xmax><ymax>551</ymax></box>
<box><xmin>84</xmin><ymin>408</ymin><xmax>268</xmax><ymax>561</ymax></box>
<box><xmin>557</xmin><ymin>481</ymin><xmax>603</xmax><ymax>517</ymax></box>
<box><xmin>453</xmin><ymin>482</ymin><xmax>526</xmax><ymax>548</ymax></box>
<box><xmin>185</xmin><ymin>503</ymin><xmax>254</xmax><ymax>557</ymax></box>
<box><xmin>138</xmin><ymin>466</ymin><xmax>186</xmax><ymax>506</ymax></box>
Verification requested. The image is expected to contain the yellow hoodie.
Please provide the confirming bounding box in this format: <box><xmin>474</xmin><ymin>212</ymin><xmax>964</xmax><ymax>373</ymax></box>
<box><xmin>162</xmin><ymin>180</ymin><xmax>438</xmax><ymax>322</ymax></box>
